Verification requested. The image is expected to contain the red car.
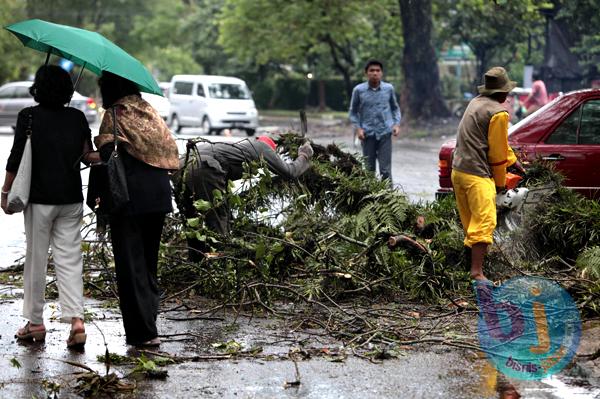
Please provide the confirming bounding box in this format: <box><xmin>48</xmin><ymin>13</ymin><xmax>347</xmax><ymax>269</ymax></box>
<box><xmin>437</xmin><ymin>89</ymin><xmax>600</xmax><ymax>199</ymax></box>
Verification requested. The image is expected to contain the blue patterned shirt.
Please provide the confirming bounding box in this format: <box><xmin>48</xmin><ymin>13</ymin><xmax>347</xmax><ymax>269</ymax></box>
<box><xmin>349</xmin><ymin>81</ymin><xmax>402</xmax><ymax>140</ymax></box>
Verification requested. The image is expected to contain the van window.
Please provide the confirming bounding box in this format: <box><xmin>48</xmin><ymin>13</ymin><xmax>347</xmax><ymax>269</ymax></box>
<box><xmin>208</xmin><ymin>83</ymin><xmax>250</xmax><ymax>100</ymax></box>
<box><xmin>196</xmin><ymin>84</ymin><xmax>205</xmax><ymax>97</ymax></box>
<box><xmin>173</xmin><ymin>81</ymin><xmax>193</xmax><ymax>95</ymax></box>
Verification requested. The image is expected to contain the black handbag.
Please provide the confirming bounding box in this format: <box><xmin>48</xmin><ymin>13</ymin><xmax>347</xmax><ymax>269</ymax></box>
<box><xmin>106</xmin><ymin>107</ymin><xmax>130</xmax><ymax>213</ymax></box>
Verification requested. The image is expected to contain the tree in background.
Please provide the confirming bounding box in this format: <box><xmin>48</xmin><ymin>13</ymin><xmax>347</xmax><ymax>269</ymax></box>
<box><xmin>218</xmin><ymin>0</ymin><xmax>402</xmax><ymax>105</ymax></box>
<box><xmin>0</xmin><ymin>1</ymin><xmax>35</xmax><ymax>83</ymax></box>
<box><xmin>554</xmin><ymin>0</ymin><xmax>600</xmax><ymax>83</ymax></box>
<box><xmin>184</xmin><ymin>0</ymin><xmax>234</xmax><ymax>76</ymax></box>
<box><xmin>10</xmin><ymin>0</ymin><xmax>201</xmax><ymax>87</ymax></box>
<box><xmin>129</xmin><ymin>0</ymin><xmax>201</xmax><ymax>79</ymax></box>
<box><xmin>399</xmin><ymin>0</ymin><xmax>450</xmax><ymax>119</ymax></box>
<box><xmin>441</xmin><ymin>0</ymin><xmax>548</xmax><ymax>81</ymax></box>
<box><xmin>5</xmin><ymin>0</ymin><xmax>591</xmax><ymax>114</ymax></box>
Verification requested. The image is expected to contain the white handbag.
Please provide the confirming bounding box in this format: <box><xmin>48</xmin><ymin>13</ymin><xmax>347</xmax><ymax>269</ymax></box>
<box><xmin>7</xmin><ymin>113</ymin><xmax>33</xmax><ymax>213</ymax></box>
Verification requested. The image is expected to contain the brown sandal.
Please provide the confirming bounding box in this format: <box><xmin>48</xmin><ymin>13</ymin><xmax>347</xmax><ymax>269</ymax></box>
<box><xmin>67</xmin><ymin>327</ymin><xmax>87</xmax><ymax>349</ymax></box>
<box><xmin>15</xmin><ymin>322</ymin><xmax>46</xmax><ymax>342</ymax></box>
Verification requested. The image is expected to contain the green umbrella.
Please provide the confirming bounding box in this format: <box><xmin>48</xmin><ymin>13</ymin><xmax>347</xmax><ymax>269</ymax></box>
<box><xmin>5</xmin><ymin>19</ymin><xmax>162</xmax><ymax>96</ymax></box>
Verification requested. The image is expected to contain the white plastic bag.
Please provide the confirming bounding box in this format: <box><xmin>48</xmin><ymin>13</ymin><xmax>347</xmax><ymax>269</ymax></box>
<box><xmin>7</xmin><ymin>135</ymin><xmax>32</xmax><ymax>213</ymax></box>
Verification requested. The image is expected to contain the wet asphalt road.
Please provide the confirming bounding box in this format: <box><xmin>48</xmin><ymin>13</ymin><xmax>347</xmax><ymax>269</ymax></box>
<box><xmin>0</xmin><ymin>293</ymin><xmax>598</xmax><ymax>398</ymax></box>
<box><xmin>0</xmin><ymin>121</ymin><xmax>599</xmax><ymax>398</ymax></box>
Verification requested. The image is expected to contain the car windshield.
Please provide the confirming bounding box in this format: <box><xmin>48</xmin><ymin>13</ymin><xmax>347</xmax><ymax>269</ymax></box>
<box><xmin>208</xmin><ymin>83</ymin><xmax>250</xmax><ymax>100</ymax></box>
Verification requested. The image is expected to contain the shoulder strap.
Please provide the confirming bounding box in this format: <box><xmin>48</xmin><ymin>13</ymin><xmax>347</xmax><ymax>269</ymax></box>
<box><xmin>112</xmin><ymin>107</ymin><xmax>119</xmax><ymax>151</ymax></box>
<box><xmin>25</xmin><ymin>109</ymin><xmax>33</xmax><ymax>138</ymax></box>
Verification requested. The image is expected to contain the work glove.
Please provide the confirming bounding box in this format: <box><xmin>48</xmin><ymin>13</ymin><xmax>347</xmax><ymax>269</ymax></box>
<box><xmin>298</xmin><ymin>142</ymin><xmax>314</xmax><ymax>160</ymax></box>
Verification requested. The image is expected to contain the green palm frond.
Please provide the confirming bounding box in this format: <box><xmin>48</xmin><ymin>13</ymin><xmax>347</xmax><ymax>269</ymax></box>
<box><xmin>352</xmin><ymin>190</ymin><xmax>412</xmax><ymax>238</ymax></box>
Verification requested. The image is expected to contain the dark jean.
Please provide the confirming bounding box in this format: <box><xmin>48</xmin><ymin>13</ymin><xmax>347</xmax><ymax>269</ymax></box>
<box><xmin>362</xmin><ymin>133</ymin><xmax>393</xmax><ymax>183</ymax></box>
<box><xmin>109</xmin><ymin>212</ymin><xmax>166</xmax><ymax>344</ymax></box>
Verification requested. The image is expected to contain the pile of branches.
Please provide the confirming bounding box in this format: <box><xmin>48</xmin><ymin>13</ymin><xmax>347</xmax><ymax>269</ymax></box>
<box><xmin>155</xmin><ymin>133</ymin><xmax>470</xmax><ymax>308</ymax></box>
<box><xmin>79</xmin><ymin>135</ymin><xmax>600</xmax><ymax>323</ymax></box>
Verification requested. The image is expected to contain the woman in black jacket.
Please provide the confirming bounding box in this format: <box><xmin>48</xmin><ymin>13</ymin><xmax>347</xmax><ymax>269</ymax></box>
<box><xmin>90</xmin><ymin>72</ymin><xmax>178</xmax><ymax>347</ymax></box>
<box><xmin>1</xmin><ymin>65</ymin><xmax>93</xmax><ymax>348</ymax></box>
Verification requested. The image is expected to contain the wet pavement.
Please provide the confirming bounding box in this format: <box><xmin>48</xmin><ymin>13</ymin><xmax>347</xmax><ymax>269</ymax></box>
<box><xmin>0</xmin><ymin>291</ymin><xmax>598</xmax><ymax>398</ymax></box>
<box><xmin>1</xmin><ymin>120</ymin><xmax>600</xmax><ymax>398</ymax></box>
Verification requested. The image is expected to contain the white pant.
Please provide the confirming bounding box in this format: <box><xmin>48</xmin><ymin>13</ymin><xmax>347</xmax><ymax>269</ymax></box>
<box><xmin>23</xmin><ymin>203</ymin><xmax>84</xmax><ymax>324</ymax></box>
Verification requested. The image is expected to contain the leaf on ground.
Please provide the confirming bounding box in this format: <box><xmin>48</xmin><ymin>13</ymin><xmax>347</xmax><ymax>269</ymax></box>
<box><xmin>10</xmin><ymin>357</ymin><xmax>21</xmax><ymax>369</ymax></box>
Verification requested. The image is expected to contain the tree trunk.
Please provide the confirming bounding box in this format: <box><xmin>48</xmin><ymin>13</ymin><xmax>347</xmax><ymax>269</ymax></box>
<box><xmin>324</xmin><ymin>35</ymin><xmax>354</xmax><ymax>104</ymax></box>
<box><xmin>398</xmin><ymin>0</ymin><xmax>450</xmax><ymax>120</ymax></box>
<box><xmin>318</xmin><ymin>80</ymin><xmax>327</xmax><ymax>112</ymax></box>
<box><xmin>476</xmin><ymin>48</ymin><xmax>487</xmax><ymax>85</ymax></box>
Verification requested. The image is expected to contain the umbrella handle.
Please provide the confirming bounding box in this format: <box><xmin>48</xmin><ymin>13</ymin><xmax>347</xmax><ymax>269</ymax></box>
<box><xmin>73</xmin><ymin>62</ymin><xmax>86</xmax><ymax>90</ymax></box>
<box><xmin>45</xmin><ymin>51</ymin><xmax>51</xmax><ymax>65</ymax></box>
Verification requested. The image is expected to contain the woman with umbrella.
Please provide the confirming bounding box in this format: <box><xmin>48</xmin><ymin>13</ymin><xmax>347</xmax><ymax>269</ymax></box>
<box><xmin>92</xmin><ymin>72</ymin><xmax>178</xmax><ymax>347</ymax></box>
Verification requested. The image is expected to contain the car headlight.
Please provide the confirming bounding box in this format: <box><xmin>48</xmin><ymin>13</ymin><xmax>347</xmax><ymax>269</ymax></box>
<box><xmin>248</xmin><ymin>109</ymin><xmax>257</xmax><ymax>116</ymax></box>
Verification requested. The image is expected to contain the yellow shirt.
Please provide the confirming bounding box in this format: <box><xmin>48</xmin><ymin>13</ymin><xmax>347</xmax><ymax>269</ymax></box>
<box><xmin>487</xmin><ymin>111</ymin><xmax>516</xmax><ymax>187</ymax></box>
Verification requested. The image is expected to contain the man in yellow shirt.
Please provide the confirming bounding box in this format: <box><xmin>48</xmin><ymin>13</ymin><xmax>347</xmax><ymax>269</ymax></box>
<box><xmin>452</xmin><ymin>67</ymin><xmax>519</xmax><ymax>281</ymax></box>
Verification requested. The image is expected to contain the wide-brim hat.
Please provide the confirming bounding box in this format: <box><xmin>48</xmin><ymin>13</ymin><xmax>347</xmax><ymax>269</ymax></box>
<box><xmin>477</xmin><ymin>66</ymin><xmax>517</xmax><ymax>95</ymax></box>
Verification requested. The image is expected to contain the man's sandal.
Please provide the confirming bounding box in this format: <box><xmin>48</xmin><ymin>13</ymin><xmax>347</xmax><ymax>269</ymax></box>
<box><xmin>67</xmin><ymin>328</ymin><xmax>87</xmax><ymax>349</ymax></box>
<box><xmin>15</xmin><ymin>322</ymin><xmax>46</xmax><ymax>342</ymax></box>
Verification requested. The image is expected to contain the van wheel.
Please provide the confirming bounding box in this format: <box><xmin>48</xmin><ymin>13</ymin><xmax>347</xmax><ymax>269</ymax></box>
<box><xmin>245</xmin><ymin>129</ymin><xmax>256</xmax><ymax>137</ymax></box>
<box><xmin>170</xmin><ymin>114</ymin><xmax>182</xmax><ymax>133</ymax></box>
<box><xmin>201</xmin><ymin>117</ymin><xmax>212</xmax><ymax>135</ymax></box>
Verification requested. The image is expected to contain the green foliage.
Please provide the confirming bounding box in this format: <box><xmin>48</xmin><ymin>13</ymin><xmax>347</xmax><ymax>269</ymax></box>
<box><xmin>526</xmin><ymin>188</ymin><xmax>600</xmax><ymax>260</ymax></box>
<box><xmin>576</xmin><ymin>246</ymin><xmax>600</xmax><ymax>281</ymax></box>
<box><xmin>41</xmin><ymin>379</ymin><xmax>61</xmax><ymax>398</ymax></box>
<box><xmin>160</xmin><ymin>133</ymin><xmax>467</xmax><ymax>305</ymax></box>
<box><xmin>557</xmin><ymin>0</ymin><xmax>600</xmax><ymax>75</ymax></box>
<box><xmin>0</xmin><ymin>1</ymin><xmax>37</xmax><ymax>83</ymax></box>
<box><xmin>351</xmin><ymin>191</ymin><xmax>412</xmax><ymax>238</ymax></box>
<box><xmin>219</xmin><ymin>0</ymin><xmax>368</xmax><ymax>66</ymax></box>
<box><xmin>218</xmin><ymin>0</ymin><xmax>402</xmax><ymax>103</ymax></box>
<box><xmin>9</xmin><ymin>357</ymin><xmax>21</xmax><ymax>369</ymax></box>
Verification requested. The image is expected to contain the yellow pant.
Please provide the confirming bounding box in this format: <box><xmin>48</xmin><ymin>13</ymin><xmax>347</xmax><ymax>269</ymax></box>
<box><xmin>451</xmin><ymin>169</ymin><xmax>497</xmax><ymax>247</ymax></box>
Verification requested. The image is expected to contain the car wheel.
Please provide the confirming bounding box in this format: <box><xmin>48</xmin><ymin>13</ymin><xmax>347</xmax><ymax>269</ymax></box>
<box><xmin>201</xmin><ymin>116</ymin><xmax>211</xmax><ymax>135</ymax></box>
<box><xmin>170</xmin><ymin>114</ymin><xmax>182</xmax><ymax>133</ymax></box>
<box><xmin>245</xmin><ymin>128</ymin><xmax>256</xmax><ymax>137</ymax></box>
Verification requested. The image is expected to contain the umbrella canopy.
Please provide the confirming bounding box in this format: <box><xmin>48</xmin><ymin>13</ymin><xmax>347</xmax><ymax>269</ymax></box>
<box><xmin>5</xmin><ymin>19</ymin><xmax>162</xmax><ymax>96</ymax></box>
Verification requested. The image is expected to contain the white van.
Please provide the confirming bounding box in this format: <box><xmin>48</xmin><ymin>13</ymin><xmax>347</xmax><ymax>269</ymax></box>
<box><xmin>141</xmin><ymin>82</ymin><xmax>171</xmax><ymax>121</ymax></box>
<box><xmin>168</xmin><ymin>75</ymin><xmax>259</xmax><ymax>136</ymax></box>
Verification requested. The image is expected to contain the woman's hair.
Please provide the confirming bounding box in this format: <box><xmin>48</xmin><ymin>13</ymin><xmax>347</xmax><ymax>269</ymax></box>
<box><xmin>98</xmin><ymin>71</ymin><xmax>140</xmax><ymax>108</ymax></box>
<box><xmin>29</xmin><ymin>65</ymin><xmax>74</xmax><ymax>107</ymax></box>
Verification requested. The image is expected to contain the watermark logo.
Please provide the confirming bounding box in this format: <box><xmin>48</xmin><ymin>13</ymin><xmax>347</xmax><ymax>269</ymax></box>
<box><xmin>474</xmin><ymin>276</ymin><xmax>581</xmax><ymax>380</ymax></box>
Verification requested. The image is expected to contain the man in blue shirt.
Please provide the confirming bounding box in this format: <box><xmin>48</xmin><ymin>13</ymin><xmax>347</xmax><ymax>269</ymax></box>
<box><xmin>349</xmin><ymin>59</ymin><xmax>402</xmax><ymax>184</ymax></box>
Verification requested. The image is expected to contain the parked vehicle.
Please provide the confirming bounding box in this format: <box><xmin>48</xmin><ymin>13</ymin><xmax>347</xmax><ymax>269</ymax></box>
<box><xmin>0</xmin><ymin>81</ymin><xmax>98</xmax><ymax>128</ymax></box>
<box><xmin>141</xmin><ymin>85</ymin><xmax>171</xmax><ymax>122</ymax></box>
<box><xmin>168</xmin><ymin>75</ymin><xmax>259</xmax><ymax>136</ymax></box>
<box><xmin>437</xmin><ymin>89</ymin><xmax>600</xmax><ymax>199</ymax></box>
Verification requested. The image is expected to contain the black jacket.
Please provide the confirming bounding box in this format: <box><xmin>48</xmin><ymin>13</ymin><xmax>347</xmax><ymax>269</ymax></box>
<box><xmin>6</xmin><ymin>106</ymin><xmax>91</xmax><ymax>204</ymax></box>
<box><xmin>88</xmin><ymin>143</ymin><xmax>172</xmax><ymax>216</ymax></box>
